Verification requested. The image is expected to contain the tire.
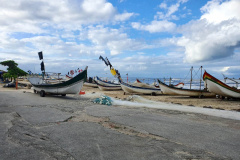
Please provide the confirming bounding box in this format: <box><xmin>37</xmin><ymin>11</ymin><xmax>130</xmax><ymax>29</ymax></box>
<box><xmin>151</xmin><ymin>92</ymin><xmax>156</xmax><ymax>96</ymax></box>
<box><xmin>61</xmin><ymin>94</ymin><xmax>66</xmax><ymax>96</ymax></box>
<box><xmin>34</xmin><ymin>89</ymin><xmax>37</xmax><ymax>93</ymax></box>
<box><xmin>40</xmin><ymin>90</ymin><xmax>45</xmax><ymax>97</ymax></box>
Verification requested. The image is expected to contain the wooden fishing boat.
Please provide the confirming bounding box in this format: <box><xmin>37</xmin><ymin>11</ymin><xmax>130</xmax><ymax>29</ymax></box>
<box><xmin>28</xmin><ymin>67</ymin><xmax>87</xmax><ymax>97</ymax></box>
<box><xmin>158</xmin><ymin>79</ymin><xmax>215</xmax><ymax>97</ymax></box>
<box><xmin>203</xmin><ymin>71</ymin><xmax>240</xmax><ymax>98</ymax></box>
<box><xmin>98</xmin><ymin>56</ymin><xmax>161</xmax><ymax>95</ymax></box>
<box><xmin>96</xmin><ymin>81</ymin><xmax>122</xmax><ymax>91</ymax></box>
<box><xmin>95</xmin><ymin>76</ymin><xmax>120</xmax><ymax>87</ymax></box>
<box><xmin>84</xmin><ymin>77</ymin><xmax>98</xmax><ymax>88</ymax></box>
<box><xmin>120</xmin><ymin>79</ymin><xmax>162</xmax><ymax>95</ymax></box>
<box><xmin>84</xmin><ymin>82</ymin><xmax>98</xmax><ymax>88</ymax></box>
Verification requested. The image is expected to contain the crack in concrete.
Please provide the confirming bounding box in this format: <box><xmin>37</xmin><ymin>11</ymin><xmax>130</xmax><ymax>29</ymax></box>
<box><xmin>7</xmin><ymin>112</ymin><xmax>76</xmax><ymax>160</ymax></box>
<box><xmin>69</xmin><ymin>110</ymin><xmax>228</xmax><ymax>159</ymax></box>
<box><xmin>5</xmin><ymin>106</ymin><xmax>230</xmax><ymax>159</ymax></box>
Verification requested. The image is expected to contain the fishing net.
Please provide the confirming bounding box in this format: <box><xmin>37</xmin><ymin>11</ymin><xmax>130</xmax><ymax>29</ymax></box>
<box><xmin>93</xmin><ymin>95</ymin><xmax>113</xmax><ymax>106</ymax></box>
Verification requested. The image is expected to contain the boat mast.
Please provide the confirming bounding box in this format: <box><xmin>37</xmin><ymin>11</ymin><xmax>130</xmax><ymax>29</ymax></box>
<box><xmin>190</xmin><ymin>66</ymin><xmax>193</xmax><ymax>89</ymax></box>
<box><xmin>200</xmin><ymin>66</ymin><xmax>202</xmax><ymax>90</ymax></box>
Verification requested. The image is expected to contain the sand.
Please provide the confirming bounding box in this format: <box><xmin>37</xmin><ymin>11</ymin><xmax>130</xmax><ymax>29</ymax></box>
<box><xmin>1</xmin><ymin>83</ymin><xmax>239</xmax><ymax>112</ymax></box>
<box><xmin>81</xmin><ymin>86</ymin><xmax>240</xmax><ymax>112</ymax></box>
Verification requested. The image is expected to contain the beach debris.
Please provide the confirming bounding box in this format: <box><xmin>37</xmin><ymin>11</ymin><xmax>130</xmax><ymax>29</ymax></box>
<box><xmin>93</xmin><ymin>95</ymin><xmax>112</xmax><ymax>105</ymax></box>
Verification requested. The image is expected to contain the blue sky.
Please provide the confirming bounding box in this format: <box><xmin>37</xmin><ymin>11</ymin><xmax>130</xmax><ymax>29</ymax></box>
<box><xmin>0</xmin><ymin>0</ymin><xmax>240</xmax><ymax>79</ymax></box>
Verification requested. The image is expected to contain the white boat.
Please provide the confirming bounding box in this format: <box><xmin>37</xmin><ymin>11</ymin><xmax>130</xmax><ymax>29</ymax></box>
<box><xmin>99</xmin><ymin>56</ymin><xmax>161</xmax><ymax>95</ymax></box>
<box><xmin>95</xmin><ymin>76</ymin><xmax>120</xmax><ymax>87</ymax></box>
<box><xmin>203</xmin><ymin>71</ymin><xmax>240</xmax><ymax>98</ymax></box>
<box><xmin>28</xmin><ymin>67</ymin><xmax>87</xmax><ymax>97</ymax></box>
<box><xmin>158</xmin><ymin>79</ymin><xmax>215</xmax><ymax>98</ymax></box>
<box><xmin>84</xmin><ymin>82</ymin><xmax>98</xmax><ymax>88</ymax></box>
<box><xmin>120</xmin><ymin>80</ymin><xmax>162</xmax><ymax>95</ymax></box>
<box><xmin>96</xmin><ymin>82</ymin><xmax>122</xmax><ymax>91</ymax></box>
<box><xmin>83</xmin><ymin>77</ymin><xmax>98</xmax><ymax>88</ymax></box>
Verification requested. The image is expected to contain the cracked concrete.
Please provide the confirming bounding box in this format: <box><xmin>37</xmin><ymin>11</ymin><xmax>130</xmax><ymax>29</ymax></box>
<box><xmin>0</xmin><ymin>91</ymin><xmax>239</xmax><ymax>159</ymax></box>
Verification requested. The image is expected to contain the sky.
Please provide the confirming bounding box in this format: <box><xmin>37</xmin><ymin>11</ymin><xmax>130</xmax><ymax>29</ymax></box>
<box><xmin>0</xmin><ymin>0</ymin><xmax>240</xmax><ymax>79</ymax></box>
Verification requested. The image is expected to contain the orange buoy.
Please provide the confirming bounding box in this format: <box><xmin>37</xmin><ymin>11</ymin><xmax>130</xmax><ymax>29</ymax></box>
<box><xmin>79</xmin><ymin>91</ymin><xmax>85</xmax><ymax>95</ymax></box>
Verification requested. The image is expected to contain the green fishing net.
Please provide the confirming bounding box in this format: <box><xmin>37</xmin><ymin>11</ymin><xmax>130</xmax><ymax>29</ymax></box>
<box><xmin>93</xmin><ymin>95</ymin><xmax>113</xmax><ymax>106</ymax></box>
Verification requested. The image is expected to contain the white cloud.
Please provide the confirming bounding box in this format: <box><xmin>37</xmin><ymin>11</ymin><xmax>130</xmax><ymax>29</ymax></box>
<box><xmin>200</xmin><ymin>0</ymin><xmax>240</xmax><ymax>24</ymax></box>
<box><xmin>221</xmin><ymin>66</ymin><xmax>230</xmax><ymax>72</ymax></box>
<box><xmin>0</xmin><ymin>0</ymin><xmax>133</xmax><ymax>33</ymax></box>
<box><xmin>132</xmin><ymin>0</ymin><xmax>189</xmax><ymax>33</ymax></box>
<box><xmin>176</xmin><ymin>0</ymin><xmax>240</xmax><ymax>63</ymax></box>
<box><xmin>159</xmin><ymin>2</ymin><xmax>167</xmax><ymax>9</ymax></box>
<box><xmin>157</xmin><ymin>0</ymin><xmax>189</xmax><ymax>20</ymax></box>
<box><xmin>86</xmin><ymin>26</ymin><xmax>152</xmax><ymax>55</ymax></box>
<box><xmin>114</xmin><ymin>12</ymin><xmax>135</xmax><ymax>21</ymax></box>
<box><xmin>132</xmin><ymin>20</ymin><xmax>176</xmax><ymax>33</ymax></box>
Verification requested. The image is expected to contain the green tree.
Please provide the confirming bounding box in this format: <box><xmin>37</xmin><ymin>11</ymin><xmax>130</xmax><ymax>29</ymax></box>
<box><xmin>0</xmin><ymin>60</ymin><xmax>27</xmax><ymax>81</ymax></box>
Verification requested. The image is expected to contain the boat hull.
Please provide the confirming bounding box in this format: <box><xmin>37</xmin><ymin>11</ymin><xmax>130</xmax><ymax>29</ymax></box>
<box><xmin>203</xmin><ymin>71</ymin><xmax>240</xmax><ymax>98</ymax></box>
<box><xmin>28</xmin><ymin>68</ymin><xmax>87</xmax><ymax>95</ymax></box>
<box><xmin>84</xmin><ymin>82</ymin><xmax>98</xmax><ymax>88</ymax></box>
<box><xmin>120</xmin><ymin>81</ymin><xmax>162</xmax><ymax>95</ymax></box>
<box><xmin>98</xmin><ymin>85</ymin><xmax>122</xmax><ymax>91</ymax></box>
<box><xmin>158</xmin><ymin>79</ymin><xmax>215</xmax><ymax>97</ymax></box>
<box><xmin>96</xmin><ymin>76</ymin><xmax>120</xmax><ymax>87</ymax></box>
<box><xmin>32</xmin><ymin>81</ymin><xmax>84</xmax><ymax>94</ymax></box>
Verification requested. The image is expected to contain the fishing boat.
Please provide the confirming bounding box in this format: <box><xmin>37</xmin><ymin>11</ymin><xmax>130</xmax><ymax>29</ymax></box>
<box><xmin>158</xmin><ymin>79</ymin><xmax>215</xmax><ymax>97</ymax></box>
<box><xmin>203</xmin><ymin>71</ymin><xmax>240</xmax><ymax>98</ymax></box>
<box><xmin>84</xmin><ymin>82</ymin><xmax>98</xmax><ymax>88</ymax></box>
<box><xmin>95</xmin><ymin>81</ymin><xmax>122</xmax><ymax>91</ymax></box>
<box><xmin>83</xmin><ymin>77</ymin><xmax>98</xmax><ymax>88</ymax></box>
<box><xmin>95</xmin><ymin>76</ymin><xmax>120</xmax><ymax>87</ymax></box>
<box><xmin>28</xmin><ymin>51</ymin><xmax>87</xmax><ymax>97</ymax></box>
<box><xmin>120</xmin><ymin>79</ymin><xmax>162</xmax><ymax>95</ymax></box>
<box><xmin>28</xmin><ymin>67</ymin><xmax>87</xmax><ymax>97</ymax></box>
<box><xmin>98</xmin><ymin>56</ymin><xmax>161</xmax><ymax>95</ymax></box>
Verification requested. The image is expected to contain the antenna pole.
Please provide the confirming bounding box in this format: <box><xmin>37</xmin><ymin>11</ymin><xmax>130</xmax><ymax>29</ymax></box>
<box><xmin>200</xmin><ymin>66</ymin><xmax>202</xmax><ymax>90</ymax></box>
<box><xmin>190</xmin><ymin>66</ymin><xmax>193</xmax><ymax>89</ymax></box>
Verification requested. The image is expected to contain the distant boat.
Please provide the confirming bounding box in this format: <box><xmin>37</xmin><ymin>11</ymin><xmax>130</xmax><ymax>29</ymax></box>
<box><xmin>66</xmin><ymin>75</ymin><xmax>72</xmax><ymax>80</ymax></box>
<box><xmin>120</xmin><ymin>79</ymin><xmax>162</xmax><ymax>95</ymax></box>
<box><xmin>157</xmin><ymin>79</ymin><xmax>215</xmax><ymax>98</ymax></box>
<box><xmin>98</xmin><ymin>56</ymin><xmax>161</xmax><ymax>95</ymax></box>
<box><xmin>174</xmin><ymin>82</ymin><xmax>184</xmax><ymax>88</ymax></box>
<box><xmin>95</xmin><ymin>76</ymin><xmax>120</xmax><ymax>87</ymax></box>
<box><xmin>28</xmin><ymin>67</ymin><xmax>87</xmax><ymax>97</ymax></box>
<box><xmin>84</xmin><ymin>82</ymin><xmax>98</xmax><ymax>88</ymax></box>
<box><xmin>203</xmin><ymin>71</ymin><xmax>240</xmax><ymax>98</ymax></box>
<box><xmin>83</xmin><ymin>77</ymin><xmax>98</xmax><ymax>88</ymax></box>
<box><xmin>95</xmin><ymin>81</ymin><xmax>122</xmax><ymax>91</ymax></box>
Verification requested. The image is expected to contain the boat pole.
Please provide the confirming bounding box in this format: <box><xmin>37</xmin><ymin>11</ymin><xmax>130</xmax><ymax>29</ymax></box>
<box><xmin>200</xmin><ymin>66</ymin><xmax>202</xmax><ymax>90</ymax></box>
<box><xmin>190</xmin><ymin>66</ymin><xmax>193</xmax><ymax>89</ymax></box>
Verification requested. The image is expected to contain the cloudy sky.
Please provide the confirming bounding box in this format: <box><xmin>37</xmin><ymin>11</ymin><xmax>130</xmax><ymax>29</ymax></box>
<box><xmin>0</xmin><ymin>0</ymin><xmax>240</xmax><ymax>79</ymax></box>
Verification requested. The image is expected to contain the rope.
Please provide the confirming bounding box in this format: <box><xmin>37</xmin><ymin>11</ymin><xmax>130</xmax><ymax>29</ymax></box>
<box><xmin>183</xmin><ymin>68</ymin><xmax>191</xmax><ymax>81</ymax></box>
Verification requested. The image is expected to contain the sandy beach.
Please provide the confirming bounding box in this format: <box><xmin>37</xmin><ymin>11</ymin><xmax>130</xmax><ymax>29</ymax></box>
<box><xmin>2</xmin><ymin>83</ymin><xmax>239</xmax><ymax>112</ymax></box>
<box><xmin>80</xmin><ymin>85</ymin><xmax>240</xmax><ymax>112</ymax></box>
